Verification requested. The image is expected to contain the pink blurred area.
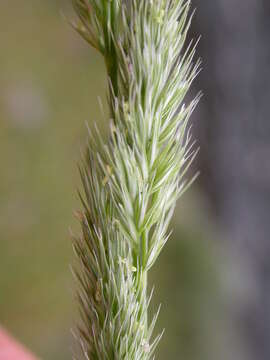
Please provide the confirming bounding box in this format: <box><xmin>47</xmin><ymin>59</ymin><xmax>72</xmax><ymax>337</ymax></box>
<box><xmin>0</xmin><ymin>328</ymin><xmax>36</xmax><ymax>360</ymax></box>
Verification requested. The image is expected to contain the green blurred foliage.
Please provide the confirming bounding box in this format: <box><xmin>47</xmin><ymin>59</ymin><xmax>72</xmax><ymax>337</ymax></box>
<box><xmin>0</xmin><ymin>1</ymin><xmax>221</xmax><ymax>359</ymax></box>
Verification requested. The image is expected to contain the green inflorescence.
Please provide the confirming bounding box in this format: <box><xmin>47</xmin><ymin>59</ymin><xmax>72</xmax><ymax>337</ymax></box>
<box><xmin>71</xmin><ymin>1</ymin><xmax>200</xmax><ymax>359</ymax></box>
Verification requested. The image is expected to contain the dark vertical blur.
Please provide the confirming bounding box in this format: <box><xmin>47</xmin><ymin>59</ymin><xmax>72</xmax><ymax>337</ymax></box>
<box><xmin>192</xmin><ymin>1</ymin><xmax>270</xmax><ymax>359</ymax></box>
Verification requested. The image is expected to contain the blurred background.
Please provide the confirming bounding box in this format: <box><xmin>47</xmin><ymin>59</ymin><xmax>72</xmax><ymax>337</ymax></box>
<box><xmin>0</xmin><ymin>1</ymin><xmax>269</xmax><ymax>359</ymax></box>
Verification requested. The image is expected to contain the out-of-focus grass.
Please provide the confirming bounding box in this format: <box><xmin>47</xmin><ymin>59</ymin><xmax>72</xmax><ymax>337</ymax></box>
<box><xmin>0</xmin><ymin>1</ymin><xmax>221</xmax><ymax>359</ymax></box>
